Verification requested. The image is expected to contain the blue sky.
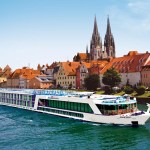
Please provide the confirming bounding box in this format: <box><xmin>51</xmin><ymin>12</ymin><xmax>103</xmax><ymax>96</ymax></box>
<box><xmin>0</xmin><ymin>0</ymin><xmax>150</xmax><ymax>70</ymax></box>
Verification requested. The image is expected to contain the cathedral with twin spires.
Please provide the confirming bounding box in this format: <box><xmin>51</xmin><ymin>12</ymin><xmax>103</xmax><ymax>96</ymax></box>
<box><xmin>73</xmin><ymin>16</ymin><xmax>115</xmax><ymax>62</ymax></box>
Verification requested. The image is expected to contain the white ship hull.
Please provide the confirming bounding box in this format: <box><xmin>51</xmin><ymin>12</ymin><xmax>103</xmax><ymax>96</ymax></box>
<box><xmin>0</xmin><ymin>89</ymin><xmax>150</xmax><ymax>126</ymax></box>
<box><xmin>0</xmin><ymin>101</ymin><xmax>150</xmax><ymax>126</ymax></box>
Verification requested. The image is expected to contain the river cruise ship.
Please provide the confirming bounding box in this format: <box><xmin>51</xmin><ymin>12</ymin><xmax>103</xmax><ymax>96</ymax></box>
<box><xmin>0</xmin><ymin>88</ymin><xmax>150</xmax><ymax>126</ymax></box>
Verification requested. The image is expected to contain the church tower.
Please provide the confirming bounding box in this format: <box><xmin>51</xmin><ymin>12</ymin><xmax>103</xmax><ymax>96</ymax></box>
<box><xmin>90</xmin><ymin>16</ymin><xmax>102</xmax><ymax>60</ymax></box>
<box><xmin>104</xmin><ymin>16</ymin><xmax>115</xmax><ymax>58</ymax></box>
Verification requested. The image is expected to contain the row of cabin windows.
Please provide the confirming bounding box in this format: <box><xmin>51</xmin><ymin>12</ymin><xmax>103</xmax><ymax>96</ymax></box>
<box><xmin>37</xmin><ymin>107</ymin><xmax>84</xmax><ymax>118</ymax></box>
<box><xmin>39</xmin><ymin>99</ymin><xmax>93</xmax><ymax>113</ymax></box>
<box><xmin>0</xmin><ymin>98</ymin><xmax>34</xmax><ymax>107</ymax></box>
<box><xmin>58</xmin><ymin>76</ymin><xmax>75</xmax><ymax>79</ymax></box>
<box><xmin>0</xmin><ymin>93</ymin><xmax>33</xmax><ymax>101</ymax></box>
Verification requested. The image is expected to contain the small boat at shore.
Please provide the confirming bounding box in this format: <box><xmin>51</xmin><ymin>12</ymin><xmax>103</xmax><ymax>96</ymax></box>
<box><xmin>0</xmin><ymin>88</ymin><xmax>150</xmax><ymax>126</ymax></box>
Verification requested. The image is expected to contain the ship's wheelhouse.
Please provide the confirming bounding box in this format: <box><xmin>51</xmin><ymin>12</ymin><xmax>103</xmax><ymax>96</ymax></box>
<box><xmin>96</xmin><ymin>102</ymin><xmax>137</xmax><ymax>115</ymax></box>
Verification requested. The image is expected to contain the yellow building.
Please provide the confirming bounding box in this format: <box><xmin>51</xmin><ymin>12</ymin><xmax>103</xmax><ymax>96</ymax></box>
<box><xmin>55</xmin><ymin>62</ymin><xmax>80</xmax><ymax>88</ymax></box>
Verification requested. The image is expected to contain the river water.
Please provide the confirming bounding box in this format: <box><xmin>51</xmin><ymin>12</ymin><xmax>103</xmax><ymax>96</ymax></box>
<box><xmin>0</xmin><ymin>105</ymin><xmax>150</xmax><ymax>150</ymax></box>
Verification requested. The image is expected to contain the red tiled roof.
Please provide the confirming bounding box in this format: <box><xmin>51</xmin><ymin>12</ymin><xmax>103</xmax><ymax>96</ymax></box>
<box><xmin>60</xmin><ymin>62</ymin><xmax>80</xmax><ymax>76</ymax></box>
<box><xmin>78</xmin><ymin>53</ymin><xmax>87</xmax><ymax>60</ymax></box>
<box><xmin>82</xmin><ymin>62</ymin><xmax>91</xmax><ymax>68</ymax></box>
<box><xmin>48</xmin><ymin>62</ymin><xmax>58</xmax><ymax>69</ymax></box>
<box><xmin>9</xmin><ymin>68</ymin><xmax>41</xmax><ymax>79</ymax></box>
<box><xmin>100</xmin><ymin>52</ymin><xmax>150</xmax><ymax>74</ymax></box>
<box><xmin>90</xmin><ymin>60</ymin><xmax>109</xmax><ymax>70</ymax></box>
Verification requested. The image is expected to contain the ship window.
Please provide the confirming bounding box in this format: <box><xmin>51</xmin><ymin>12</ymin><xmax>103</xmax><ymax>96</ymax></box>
<box><xmin>71</xmin><ymin>102</ymin><xmax>74</xmax><ymax>110</ymax></box>
<box><xmin>54</xmin><ymin>101</ymin><xmax>57</xmax><ymax>108</ymax></box>
<box><xmin>40</xmin><ymin>100</ymin><xmax>93</xmax><ymax>113</ymax></box>
<box><xmin>61</xmin><ymin>101</ymin><xmax>64</xmax><ymax>109</ymax></box>
<box><xmin>80</xmin><ymin>103</ymin><xmax>85</xmax><ymax>112</ymax></box>
<box><xmin>84</xmin><ymin>104</ymin><xmax>88</xmax><ymax>112</ymax></box>
<box><xmin>29</xmin><ymin>96</ymin><xmax>32</xmax><ymax>101</ymax></box>
<box><xmin>96</xmin><ymin>104</ymin><xmax>130</xmax><ymax>115</ymax></box>
<box><xmin>74</xmin><ymin>103</ymin><xmax>78</xmax><ymax>111</ymax></box>
<box><xmin>68</xmin><ymin>102</ymin><xmax>70</xmax><ymax>110</ymax></box>
<box><xmin>58</xmin><ymin>101</ymin><xmax>61</xmax><ymax>108</ymax></box>
<box><xmin>65</xmin><ymin>102</ymin><xmax>68</xmax><ymax>109</ymax></box>
<box><xmin>77</xmin><ymin>103</ymin><xmax>81</xmax><ymax>111</ymax></box>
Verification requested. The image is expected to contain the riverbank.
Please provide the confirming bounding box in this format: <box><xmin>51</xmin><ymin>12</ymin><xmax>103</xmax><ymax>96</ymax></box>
<box><xmin>95</xmin><ymin>90</ymin><xmax>150</xmax><ymax>105</ymax></box>
<box><xmin>136</xmin><ymin>97</ymin><xmax>150</xmax><ymax>105</ymax></box>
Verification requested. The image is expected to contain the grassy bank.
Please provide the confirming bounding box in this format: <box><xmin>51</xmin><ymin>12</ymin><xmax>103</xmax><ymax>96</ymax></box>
<box><xmin>96</xmin><ymin>90</ymin><xmax>150</xmax><ymax>98</ymax></box>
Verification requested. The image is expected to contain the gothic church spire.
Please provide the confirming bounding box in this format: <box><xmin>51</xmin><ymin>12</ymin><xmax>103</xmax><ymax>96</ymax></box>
<box><xmin>104</xmin><ymin>16</ymin><xmax>115</xmax><ymax>58</ymax></box>
<box><xmin>90</xmin><ymin>16</ymin><xmax>102</xmax><ymax>60</ymax></box>
<box><xmin>106</xmin><ymin>16</ymin><xmax>111</xmax><ymax>35</ymax></box>
<box><xmin>93</xmin><ymin>16</ymin><xmax>99</xmax><ymax>35</ymax></box>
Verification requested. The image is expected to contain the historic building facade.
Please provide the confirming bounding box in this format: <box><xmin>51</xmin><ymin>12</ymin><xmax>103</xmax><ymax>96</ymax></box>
<box><xmin>141</xmin><ymin>60</ymin><xmax>150</xmax><ymax>88</ymax></box>
<box><xmin>100</xmin><ymin>51</ymin><xmax>150</xmax><ymax>87</ymax></box>
<box><xmin>90</xmin><ymin>16</ymin><xmax>115</xmax><ymax>60</ymax></box>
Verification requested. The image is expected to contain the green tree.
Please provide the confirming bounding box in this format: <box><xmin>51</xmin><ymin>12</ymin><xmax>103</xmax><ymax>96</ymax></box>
<box><xmin>102</xmin><ymin>67</ymin><xmax>121</xmax><ymax>91</ymax></box>
<box><xmin>135</xmin><ymin>85</ymin><xmax>146</xmax><ymax>95</ymax></box>
<box><xmin>68</xmin><ymin>83</ymin><xmax>72</xmax><ymax>89</ymax></box>
<box><xmin>84</xmin><ymin>74</ymin><xmax>100</xmax><ymax>91</ymax></box>
<box><xmin>124</xmin><ymin>86</ymin><xmax>134</xmax><ymax>94</ymax></box>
